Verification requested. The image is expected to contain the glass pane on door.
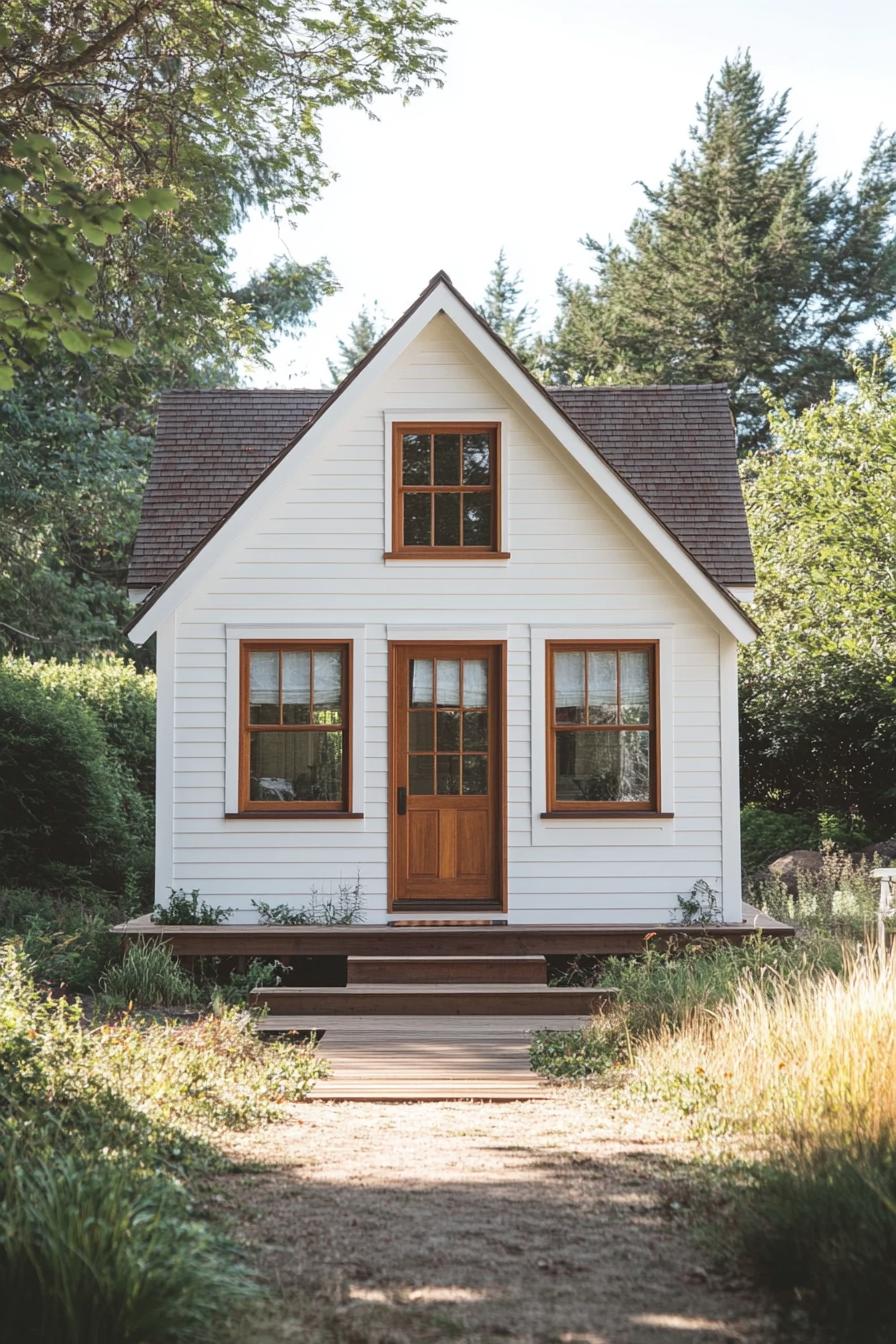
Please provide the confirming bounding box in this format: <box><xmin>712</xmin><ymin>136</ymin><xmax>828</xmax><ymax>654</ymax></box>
<box><xmin>405</xmin><ymin>653</ymin><xmax>492</xmax><ymax>798</ymax></box>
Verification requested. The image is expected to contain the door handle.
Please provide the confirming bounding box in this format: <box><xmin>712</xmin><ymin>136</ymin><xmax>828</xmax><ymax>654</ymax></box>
<box><xmin>397</xmin><ymin>786</ymin><xmax>407</xmax><ymax>816</ymax></box>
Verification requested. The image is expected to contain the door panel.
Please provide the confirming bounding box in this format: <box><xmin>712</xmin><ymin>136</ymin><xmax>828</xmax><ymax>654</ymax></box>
<box><xmin>408</xmin><ymin>810</ymin><xmax>439</xmax><ymax>877</ymax></box>
<box><xmin>391</xmin><ymin>643</ymin><xmax>503</xmax><ymax>907</ymax></box>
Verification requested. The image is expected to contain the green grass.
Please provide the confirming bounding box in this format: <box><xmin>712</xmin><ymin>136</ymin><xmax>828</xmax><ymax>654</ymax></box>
<box><xmin>637</xmin><ymin>949</ymin><xmax>896</xmax><ymax>1343</ymax></box>
<box><xmin>534</xmin><ymin>932</ymin><xmax>844</xmax><ymax>1081</ymax></box>
<box><xmin>99</xmin><ymin>938</ymin><xmax>201</xmax><ymax>1007</ymax></box>
<box><xmin>0</xmin><ymin>939</ymin><xmax>328</xmax><ymax>1342</ymax></box>
<box><xmin>0</xmin><ymin>1153</ymin><xmax>258</xmax><ymax>1344</ymax></box>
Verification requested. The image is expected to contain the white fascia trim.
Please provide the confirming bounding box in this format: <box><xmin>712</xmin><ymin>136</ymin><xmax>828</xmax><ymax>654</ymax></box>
<box><xmin>224</xmin><ymin>623</ymin><xmax>366</xmax><ymax>823</ymax></box>
<box><xmin>529</xmin><ymin>624</ymin><xmax>675</xmax><ymax>843</ymax></box>
<box><xmin>129</xmin><ymin>278</ymin><xmax>755</xmax><ymax>645</ymax></box>
<box><xmin>725</xmin><ymin>585</ymin><xmax>755</xmax><ymax>604</ymax></box>
<box><xmin>128</xmin><ymin>587</ymin><xmax>153</xmax><ymax>604</ymax></box>
<box><xmin>383</xmin><ymin>410</ymin><xmax>511</xmax><ymax>563</ymax></box>
<box><xmin>437</xmin><ymin>291</ymin><xmax>756</xmax><ymax>644</ymax></box>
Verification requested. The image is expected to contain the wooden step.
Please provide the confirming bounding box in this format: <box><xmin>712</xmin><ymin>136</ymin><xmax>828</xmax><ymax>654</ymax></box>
<box><xmin>347</xmin><ymin>955</ymin><xmax>547</xmax><ymax>985</ymax></box>
<box><xmin>250</xmin><ymin>984</ymin><xmax>616</xmax><ymax>1016</ymax></box>
<box><xmin>255</xmin><ymin>1014</ymin><xmax>594</xmax><ymax>1035</ymax></box>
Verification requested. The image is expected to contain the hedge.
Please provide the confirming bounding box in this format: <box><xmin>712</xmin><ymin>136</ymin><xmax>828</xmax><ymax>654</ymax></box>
<box><xmin>0</xmin><ymin>657</ymin><xmax>154</xmax><ymax>892</ymax></box>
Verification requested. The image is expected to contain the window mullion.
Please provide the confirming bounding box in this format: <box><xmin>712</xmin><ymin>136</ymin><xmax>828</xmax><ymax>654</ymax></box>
<box><xmin>616</xmin><ymin>649</ymin><xmax>621</xmax><ymax>726</ymax></box>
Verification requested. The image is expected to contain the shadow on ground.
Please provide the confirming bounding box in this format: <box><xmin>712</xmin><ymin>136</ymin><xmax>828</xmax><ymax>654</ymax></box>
<box><xmin>209</xmin><ymin>1098</ymin><xmax>780</xmax><ymax>1344</ymax></box>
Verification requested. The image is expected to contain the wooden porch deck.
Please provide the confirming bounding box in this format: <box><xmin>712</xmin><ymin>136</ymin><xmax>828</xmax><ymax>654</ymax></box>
<box><xmin>113</xmin><ymin>903</ymin><xmax>792</xmax><ymax>958</ymax></box>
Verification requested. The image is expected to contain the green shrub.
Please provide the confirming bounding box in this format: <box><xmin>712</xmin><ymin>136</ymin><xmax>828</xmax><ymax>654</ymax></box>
<box><xmin>212</xmin><ymin>959</ymin><xmax>286</xmax><ymax>1006</ymax></box>
<box><xmin>529</xmin><ymin>1025</ymin><xmax>624</xmax><ymax>1081</ymax></box>
<box><xmin>740</xmin><ymin>803</ymin><xmax>873</xmax><ymax>874</ymax></box>
<box><xmin>750</xmin><ymin>843</ymin><xmax>880</xmax><ymax>937</ymax></box>
<box><xmin>99</xmin><ymin>940</ymin><xmax>201</xmax><ymax>1008</ymax></box>
<box><xmin>607</xmin><ymin>934</ymin><xmax>842</xmax><ymax>1040</ymax></box>
<box><xmin>0</xmin><ymin>940</ymin><xmax>327</xmax><ymax>1343</ymax></box>
<box><xmin>740</xmin><ymin>650</ymin><xmax>896</xmax><ymax>836</ymax></box>
<box><xmin>0</xmin><ymin>941</ymin><xmax>327</xmax><ymax>1141</ymax></box>
<box><xmin>0</xmin><ymin>1153</ymin><xmax>258</xmax><ymax>1344</ymax></box>
<box><xmin>5</xmin><ymin>654</ymin><xmax>156</xmax><ymax>795</ymax></box>
<box><xmin>154</xmin><ymin>889</ymin><xmax>234</xmax><ymax>925</ymax></box>
<box><xmin>740</xmin><ymin>803</ymin><xmax>815</xmax><ymax>871</ymax></box>
<box><xmin>671</xmin><ymin>878</ymin><xmax>721</xmax><ymax>924</ymax></box>
<box><xmin>0</xmin><ymin>886</ymin><xmax>138</xmax><ymax>990</ymax></box>
<box><xmin>0</xmin><ymin>663</ymin><xmax>151</xmax><ymax>889</ymax></box>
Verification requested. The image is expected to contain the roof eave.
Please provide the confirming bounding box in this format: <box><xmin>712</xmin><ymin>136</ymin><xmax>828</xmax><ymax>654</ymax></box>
<box><xmin>126</xmin><ymin>272</ymin><xmax>757</xmax><ymax>645</ymax></box>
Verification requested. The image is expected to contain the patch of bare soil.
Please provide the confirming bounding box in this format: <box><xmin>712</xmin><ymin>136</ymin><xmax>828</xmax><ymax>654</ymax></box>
<box><xmin>212</xmin><ymin>1092</ymin><xmax>776</xmax><ymax>1344</ymax></box>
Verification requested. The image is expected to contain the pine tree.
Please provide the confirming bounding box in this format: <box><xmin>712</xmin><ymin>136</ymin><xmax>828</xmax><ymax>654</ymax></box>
<box><xmin>327</xmin><ymin>304</ymin><xmax>386</xmax><ymax>384</ymax></box>
<box><xmin>544</xmin><ymin>52</ymin><xmax>896</xmax><ymax>448</ymax></box>
<box><xmin>478</xmin><ymin>250</ymin><xmax>536</xmax><ymax>366</ymax></box>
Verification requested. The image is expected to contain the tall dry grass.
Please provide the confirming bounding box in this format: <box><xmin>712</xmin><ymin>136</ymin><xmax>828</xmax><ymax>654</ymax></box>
<box><xmin>640</xmin><ymin>945</ymin><xmax>896</xmax><ymax>1341</ymax></box>
<box><xmin>641</xmin><ymin>942</ymin><xmax>896</xmax><ymax>1148</ymax></box>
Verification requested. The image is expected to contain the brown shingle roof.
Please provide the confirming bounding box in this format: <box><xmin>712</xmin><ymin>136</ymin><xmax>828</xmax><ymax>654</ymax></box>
<box><xmin>129</xmin><ymin>382</ymin><xmax>754</xmax><ymax>592</ymax></box>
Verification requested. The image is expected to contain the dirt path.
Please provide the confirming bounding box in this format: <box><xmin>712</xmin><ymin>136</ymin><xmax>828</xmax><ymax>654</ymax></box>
<box><xmin>214</xmin><ymin>1091</ymin><xmax>775</xmax><ymax>1344</ymax></box>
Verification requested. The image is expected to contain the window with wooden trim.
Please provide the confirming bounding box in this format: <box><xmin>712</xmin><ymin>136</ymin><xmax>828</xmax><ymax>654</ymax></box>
<box><xmin>240</xmin><ymin>642</ymin><xmax>351</xmax><ymax>812</ymax></box>
<box><xmin>546</xmin><ymin>642</ymin><xmax>658</xmax><ymax>813</ymax></box>
<box><xmin>390</xmin><ymin>423</ymin><xmax>502</xmax><ymax>556</ymax></box>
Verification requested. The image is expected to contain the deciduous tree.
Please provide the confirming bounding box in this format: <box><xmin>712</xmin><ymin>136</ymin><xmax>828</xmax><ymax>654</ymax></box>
<box><xmin>739</xmin><ymin>343</ymin><xmax>896</xmax><ymax>827</ymax></box>
<box><xmin>0</xmin><ymin>0</ymin><xmax>451</xmax><ymax>385</ymax></box>
<box><xmin>0</xmin><ymin>0</ymin><xmax>450</xmax><ymax>653</ymax></box>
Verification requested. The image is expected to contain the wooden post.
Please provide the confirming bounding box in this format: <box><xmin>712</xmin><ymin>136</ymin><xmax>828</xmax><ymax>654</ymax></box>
<box><xmin>871</xmin><ymin>869</ymin><xmax>896</xmax><ymax>974</ymax></box>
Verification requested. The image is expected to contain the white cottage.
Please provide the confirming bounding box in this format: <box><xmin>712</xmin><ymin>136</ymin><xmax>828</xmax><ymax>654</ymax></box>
<box><xmin>127</xmin><ymin>271</ymin><xmax>757</xmax><ymax>929</ymax></box>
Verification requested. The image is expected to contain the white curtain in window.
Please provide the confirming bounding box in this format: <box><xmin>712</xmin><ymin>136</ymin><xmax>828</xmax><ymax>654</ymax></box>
<box><xmin>410</xmin><ymin>659</ymin><xmax>433</xmax><ymax>707</ymax></box>
<box><xmin>313</xmin><ymin>650</ymin><xmax>342</xmax><ymax>709</ymax></box>
<box><xmin>249</xmin><ymin>651</ymin><xmax>278</xmax><ymax>705</ymax></box>
<box><xmin>553</xmin><ymin>652</ymin><xmax>584</xmax><ymax>710</ymax></box>
<box><xmin>282</xmin><ymin>651</ymin><xmax>310</xmax><ymax>710</ymax></box>
<box><xmin>462</xmin><ymin>659</ymin><xmax>488</xmax><ymax>708</ymax></box>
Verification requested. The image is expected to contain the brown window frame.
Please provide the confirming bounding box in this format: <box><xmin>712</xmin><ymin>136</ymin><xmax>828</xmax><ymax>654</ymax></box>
<box><xmin>238</xmin><ymin>640</ymin><xmax>355</xmax><ymax>817</ymax></box>
<box><xmin>387</xmin><ymin>422</ymin><xmax>508</xmax><ymax>559</ymax></box>
<box><xmin>544</xmin><ymin>640</ymin><xmax>662</xmax><ymax>817</ymax></box>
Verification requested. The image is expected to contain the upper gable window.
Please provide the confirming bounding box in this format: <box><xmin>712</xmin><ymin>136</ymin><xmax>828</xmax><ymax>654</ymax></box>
<box><xmin>390</xmin><ymin>423</ymin><xmax>502</xmax><ymax>557</ymax></box>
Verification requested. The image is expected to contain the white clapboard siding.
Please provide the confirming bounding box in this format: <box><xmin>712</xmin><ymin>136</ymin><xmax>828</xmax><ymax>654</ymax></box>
<box><xmin>157</xmin><ymin>313</ymin><xmax>740</xmax><ymax>923</ymax></box>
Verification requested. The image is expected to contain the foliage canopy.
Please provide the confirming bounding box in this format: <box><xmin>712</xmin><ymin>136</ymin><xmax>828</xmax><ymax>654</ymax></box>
<box><xmin>739</xmin><ymin>343</ymin><xmax>896</xmax><ymax>828</ymax></box>
<box><xmin>544</xmin><ymin>52</ymin><xmax>896</xmax><ymax>448</ymax></box>
<box><xmin>0</xmin><ymin>0</ymin><xmax>451</xmax><ymax>385</ymax></box>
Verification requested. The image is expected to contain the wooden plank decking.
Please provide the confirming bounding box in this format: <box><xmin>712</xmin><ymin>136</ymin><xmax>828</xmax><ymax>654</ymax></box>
<box><xmin>259</xmin><ymin>1015</ymin><xmax>585</xmax><ymax>1101</ymax></box>
<box><xmin>250</xmin><ymin>983</ymin><xmax>617</xmax><ymax>1015</ymax></box>
<box><xmin>113</xmin><ymin>903</ymin><xmax>793</xmax><ymax>957</ymax></box>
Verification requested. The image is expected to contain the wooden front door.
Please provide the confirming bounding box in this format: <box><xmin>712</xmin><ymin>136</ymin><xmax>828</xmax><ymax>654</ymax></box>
<box><xmin>390</xmin><ymin>643</ymin><xmax>504</xmax><ymax>908</ymax></box>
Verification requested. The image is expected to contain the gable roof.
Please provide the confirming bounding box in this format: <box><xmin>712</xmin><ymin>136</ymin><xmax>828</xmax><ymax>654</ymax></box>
<box><xmin>126</xmin><ymin>271</ymin><xmax>757</xmax><ymax>643</ymax></box>
<box><xmin>130</xmin><ymin>382</ymin><xmax>754</xmax><ymax>592</ymax></box>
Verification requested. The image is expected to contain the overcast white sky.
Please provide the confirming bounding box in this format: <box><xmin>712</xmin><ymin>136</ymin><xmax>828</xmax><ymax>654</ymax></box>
<box><xmin>230</xmin><ymin>0</ymin><xmax>896</xmax><ymax>387</ymax></box>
